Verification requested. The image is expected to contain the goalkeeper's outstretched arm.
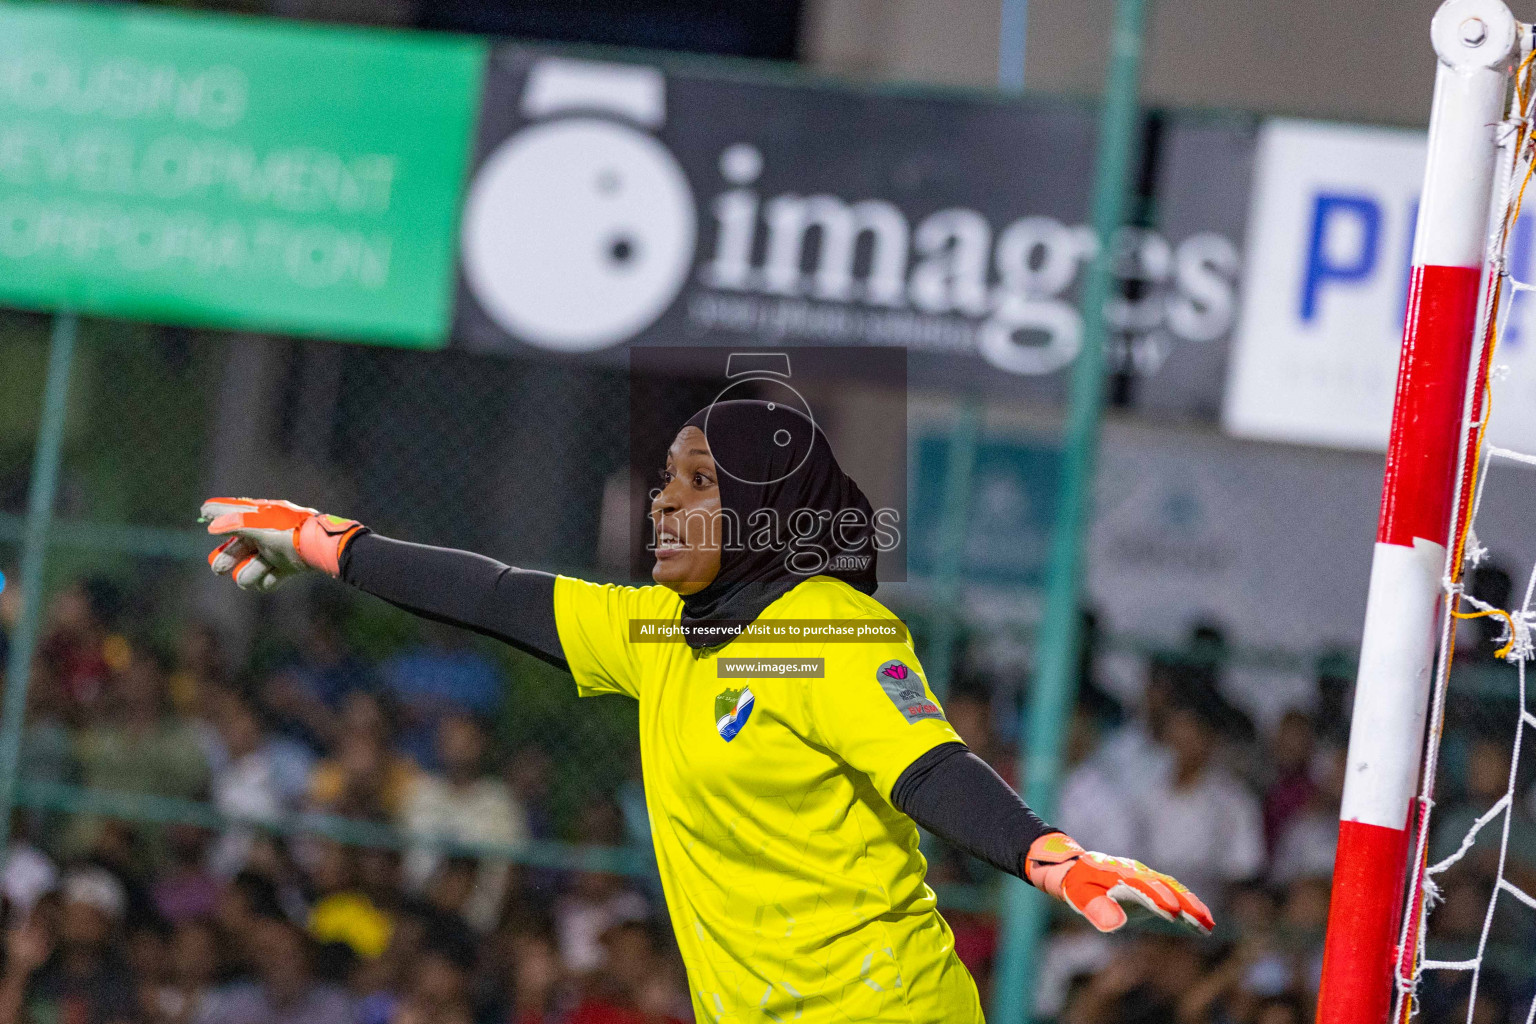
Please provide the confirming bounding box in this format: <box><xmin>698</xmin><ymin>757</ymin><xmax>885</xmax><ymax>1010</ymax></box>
<box><xmin>200</xmin><ymin>498</ymin><xmax>566</xmax><ymax>668</ymax></box>
<box><xmin>891</xmin><ymin>745</ymin><xmax>1212</xmax><ymax>933</ymax></box>
<box><xmin>341</xmin><ymin>533</ymin><xmax>566</xmax><ymax>669</ymax></box>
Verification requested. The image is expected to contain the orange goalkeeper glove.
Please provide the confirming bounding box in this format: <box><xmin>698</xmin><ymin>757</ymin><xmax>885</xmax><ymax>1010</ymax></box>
<box><xmin>1024</xmin><ymin>833</ymin><xmax>1214</xmax><ymax>935</ymax></box>
<box><xmin>201</xmin><ymin>498</ymin><xmax>366</xmax><ymax>592</ymax></box>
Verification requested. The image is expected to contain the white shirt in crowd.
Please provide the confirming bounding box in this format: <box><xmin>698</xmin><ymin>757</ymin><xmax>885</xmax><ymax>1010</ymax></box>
<box><xmin>1093</xmin><ymin>722</ymin><xmax>1172</xmax><ymax>801</ymax></box>
<box><xmin>210</xmin><ymin>750</ymin><xmax>284</xmax><ymax>877</ymax></box>
<box><xmin>1270</xmin><ymin>809</ymin><xmax>1338</xmax><ymax>885</ymax></box>
<box><xmin>400</xmin><ymin>775</ymin><xmax>527</xmax><ymax>932</ymax></box>
<box><xmin>555</xmin><ymin>888</ymin><xmax>651</xmax><ymax>974</ymax></box>
<box><xmin>1139</xmin><ymin>765</ymin><xmax>1265</xmax><ymax>902</ymax></box>
<box><xmin>1056</xmin><ymin>758</ymin><xmax>1142</xmax><ymax>854</ymax></box>
<box><xmin>1</xmin><ymin>842</ymin><xmax>57</xmax><ymax>916</ymax></box>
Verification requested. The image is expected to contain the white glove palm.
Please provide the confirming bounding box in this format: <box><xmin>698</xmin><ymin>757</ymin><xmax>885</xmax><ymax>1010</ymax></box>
<box><xmin>201</xmin><ymin>498</ymin><xmax>363</xmax><ymax>592</ymax></box>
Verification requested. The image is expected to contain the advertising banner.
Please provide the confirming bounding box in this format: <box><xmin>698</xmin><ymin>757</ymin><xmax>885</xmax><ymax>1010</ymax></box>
<box><xmin>1225</xmin><ymin>118</ymin><xmax>1536</xmax><ymax>450</ymax></box>
<box><xmin>0</xmin><ymin>5</ymin><xmax>485</xmax><ymax>345</ymax></box>
<box><xmin>1083</xmin><ymin>417</ymin><xmax>1536</xmax><ymax>726</ymax></box>
<box><xmin>456</xmin><ymin>48</ymin><xmax>1250</xmax><ymax>412</ymax></box>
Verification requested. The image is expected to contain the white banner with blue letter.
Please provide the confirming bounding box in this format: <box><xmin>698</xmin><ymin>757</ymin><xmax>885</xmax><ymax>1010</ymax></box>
<box><xmin>1223</xmin><ymin>118</ymin><xmax>1536</xmax><ymax>451</ymax></box>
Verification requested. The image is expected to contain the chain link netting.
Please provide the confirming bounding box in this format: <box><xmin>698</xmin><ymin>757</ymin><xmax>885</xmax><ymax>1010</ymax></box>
<box><xmin>0</xmin><ymin>316</ymin><xmax>655</xmax><ymax>867</ymax></box>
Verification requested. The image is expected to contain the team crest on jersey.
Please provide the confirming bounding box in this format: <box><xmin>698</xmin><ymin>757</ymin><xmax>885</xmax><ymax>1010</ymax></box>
<box><xmin>714</xmin><ymin>686</ymin><xmax>755</xmax><ymax>741</ymax></box>
<box><xmin>875</xmin><ymin>660</ymin><xmax>944</xmax><ymax>724</ymax></box>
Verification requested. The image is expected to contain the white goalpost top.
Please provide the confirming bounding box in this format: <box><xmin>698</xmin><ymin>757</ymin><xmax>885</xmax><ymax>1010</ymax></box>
<box><xmin>1317</xmin><ymin>1</ymin><xmax>1531</xmax><ymax>1022</ymax></box>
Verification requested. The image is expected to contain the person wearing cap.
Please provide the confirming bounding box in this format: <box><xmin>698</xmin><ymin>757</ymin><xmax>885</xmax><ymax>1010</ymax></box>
<box><xmin>0</xmin><ymin>867</ymin><xmax>136</xmax><ymax>1024</ymax></box>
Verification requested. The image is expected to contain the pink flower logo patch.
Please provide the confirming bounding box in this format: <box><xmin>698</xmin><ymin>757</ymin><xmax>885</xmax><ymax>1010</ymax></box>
<box><xmin>874</xmin><ymin>660</ymin><xmax>944</xmax><ymax>724</ymax></box>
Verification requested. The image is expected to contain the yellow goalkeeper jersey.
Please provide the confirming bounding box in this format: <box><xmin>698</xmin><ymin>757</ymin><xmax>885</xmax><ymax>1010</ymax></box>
<box><xmin>553</xmin><ymin>574</ymin><xmax>985</xmax><ymax>1024</ymax></box>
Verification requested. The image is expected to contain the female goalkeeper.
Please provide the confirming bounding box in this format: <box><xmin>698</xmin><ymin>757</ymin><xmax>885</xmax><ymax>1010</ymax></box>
<box><xmin>202</xmin><ymin>399</ymin><xmax>1211</xmax><ymax>1024</ymax></box>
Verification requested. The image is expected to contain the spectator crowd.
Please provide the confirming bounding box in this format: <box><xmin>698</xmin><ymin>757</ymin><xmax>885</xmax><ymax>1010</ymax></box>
<box><xmin>0</xmin><ymin>572</ymin><xmax>1532</xmax><ymax>1023</ymax></box>
<box><xmin>0</xmin><ymin>577</ymin><xmax>684</xmax><ymax>1024</ymax></box>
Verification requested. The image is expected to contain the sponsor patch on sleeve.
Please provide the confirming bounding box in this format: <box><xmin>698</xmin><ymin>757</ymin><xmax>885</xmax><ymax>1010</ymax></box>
<box><xmin>875</xmin><ymin>660</ymin><xmax>945</xmax><ymax>723</ymax></box>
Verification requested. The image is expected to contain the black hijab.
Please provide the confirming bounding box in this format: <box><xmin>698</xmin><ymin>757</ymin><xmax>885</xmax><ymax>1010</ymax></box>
<box><xmin>675</xmin><ymin>400</ymin><xmax>879</xmax><ymax>649</ymax></box>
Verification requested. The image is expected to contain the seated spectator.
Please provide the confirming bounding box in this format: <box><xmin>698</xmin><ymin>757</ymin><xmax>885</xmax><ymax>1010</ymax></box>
<box><xmin>421</xmin><ymin>857</ymin><xmax>481</xmax><ymax>930</ymax></box>
<box><xmin>553</xmin><ymin>801</ymin><xmax>649</xmax><ymax>978</ymax></box>
<box><xmin>1184</xmin><ymin>622</ymin><xmax>1257</xmax><ymax>745</ymax></box>
<box><xmin>0</xmin><ymin>867</ymin><xmax>138</xmax><ymax>1024</ymax></box>
<box><xmin>37</xmin><ymin>576</ymin><xmax>123</xmax><ymax>722</ymax></box>
<box><xmin>148</xmin><ymin>918</ymin><xmax>224</xmax><ymax>1024</ymax></box>
<box><xmin>502</xmin><ymin>923</ymin><xmax>564</xmax><ymax>1024</ymax></box>
<box><xmin>506</xmin><ymin>745</ymin><xmax>556</xmax><ymax>846</ymax></box>
<box><xmin>209</xmin><ymin>694</ymin><xmax>286</xmax><ymax>878</ymax></box>
<box><xmin>213</xmin><ymin>871</ymin><xmax>286</xmax><ymax>968</ymax></box>
<box><xmin>1281</xmin><ymin>876</ymin><xmax>1331</xmax><ymax>996</ymax></box>
<box><xmin>200</xmin><ymin>915</ymin><xmax>352</xmax><ymax>1024</ymax></box>
<box><xmin>259</xmin><ymin>599</ymin><xmax>376</xmax><ymax>755</ymax></box>
<box><xmin>1056</xmin><ymin>706</ymin><xmax>1140</xmax><ymax>854</ymax></box>
<box><xmin>1263</xmin><ymin>711</ymin><xmax>1319</xmax><ymax>854</ymax></box>
<box><xmin>1224</xmin><ymin>879</ymin><xmax>1279</xmax><ymax>938</ymax></box>
<box><xmin>566</xmin><ymin>920</ymin><xmax>689</xmax><ymax>1024</ymax></box>
<box><xmin>307</xmin><ymin>693</ymin><xmax>416</xmax><ymax>820</ymax></box>
<box><xmin>1139</xmin><ymin>703</ymin><xmax>1266</xmax><ymax>908</ymax></box>
<box><xmin>1271</xmin><ymin>746</ymin><xmax>1345</xmax><ymax>886</ymax></box>
<box><xmin>944</xmin><ymin>685</ymin><xmax>1009</xmax><ymax>778</ymax></box>
<box><xmin>555</xmin><ymin>875</ymin><xmax>649</xmax><ymax>978</ymax></box>
<box><xmin>167</xmin><ymin>621</ymin><xmax>228</xmax><ymax>719</ymax></box>
<box><xmin>946</xmin><ymin>906</ymin><xmax>999</xmax><ymax>1005</ymax></box>
<box><xmin>242</xmin><ymin>836</ymin><xmax>314</xmax><ymax>927</ymax></box>
<box><xmin>18</xmin><ymin>661</ymin><xmax>71</xmax><ymax>828</ymax></box>
<box><xmin>150</xmin><ymin>827</ymin><xmax>220</xmax><ymax>925</ymax></box>
<box><xmin>352</xmin><ymin>903</ymin><xmax>428</xmax><ymax>1024</ymax></box>
<box><xmin>354</xmin><ymin>847</ymin><xmax>405</xmax><ymax>917</ymax></box>
<box><xmin>379</xmin><ymin>622</ymin><xmax>504</xmax><ymax>769</ymax></box>
<box><xmin>1062</xmin><ymin>934</ymin><xmax>1208</xmax><ymax>1024</ymax></box>
<box><xmin>1031</xmin><ymin>913</ymin><xmax>1113</xmax><ymax>1022</ymax></box>
<box><xmin>1096</xmin><ymin>654</ymin><xmax>1178</xmax><ymax>798</ymax></box>
<box><xmin>304</xmin><ymin>840</ymin><xmax>393</xmax><ymax>962</ymax></box>
<box><xmin>1</xmin><ymin>815</ymin><xmax>56</xmax><ymax>919</ymax></box>
<box><xmin>67</xmin><ymin>647</ymin><xmax>210</xmax><ymax>858</ymax></box>
<box><xmin>619</xmin><ymin>922</ymin><xmax>690</xmax><ymax>1021</ymax></box>
<box><xmin>125</xmin><ymin>916</ymin><xmax>171</xmax><ymax>1017</ymax></box>
<box><xmin>185</xmin><ymin>681</ymin><xmax>305</xmax><ymax>814</ymax></box>
<box><xmin>182</xmin><ymin>676</ymin><xmax>234</xmax><ymax>785</ymax></box>
<box><xmin>399</xmin><ymin>713</ymin><xmax>526</xmax><ymax>933</ymax></box>
<box><xmin>1169</xmin><ymin>933</ymin><xmax>1292</xmax><ymax>1024</ymax></box>
<box><xmin>81</xmin><ymin>821</ymin><xmax>156</xmax><ymax>927</ymax></box>
<box><xmin>385</xmin><ymin>918</ymin><xmax>479</xmax><ymax>1024</ymax></box>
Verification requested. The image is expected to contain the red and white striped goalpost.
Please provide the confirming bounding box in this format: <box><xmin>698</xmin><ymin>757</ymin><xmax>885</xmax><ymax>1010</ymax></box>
<box><xmin>1317</xmin><ymin>2</ymin><xmax>1520</xmax><ymax>1022</ymax></box>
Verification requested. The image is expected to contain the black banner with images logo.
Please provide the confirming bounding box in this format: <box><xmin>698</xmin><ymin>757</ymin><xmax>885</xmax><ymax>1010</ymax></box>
<box><xmin>453</xmin><ymin>46</ymin><xmax>1253</xmax><ymax>416</ymax></box>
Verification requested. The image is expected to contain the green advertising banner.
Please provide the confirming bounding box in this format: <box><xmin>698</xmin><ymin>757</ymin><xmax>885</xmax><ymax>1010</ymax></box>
<box><xmin>0</xmin><ymin>4</ymin><xmax>486</xmax><ymax>346</ymax></box>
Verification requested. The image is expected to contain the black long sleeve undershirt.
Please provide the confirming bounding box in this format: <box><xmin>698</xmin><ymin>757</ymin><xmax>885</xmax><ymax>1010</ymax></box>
<box><xmin>337</xmin><ymin>533</ymin><xmax>1057</xmax><ymax>881</ymax></box>
<box><xmin>339</xmin><ymin>532</ymin><xmax>567</xmax><ymax>669</ymax></box>
<box><xmin>891</xmin><ymin>741</ymin><xmax>1060</xmax><ymax>881</ymax></box>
